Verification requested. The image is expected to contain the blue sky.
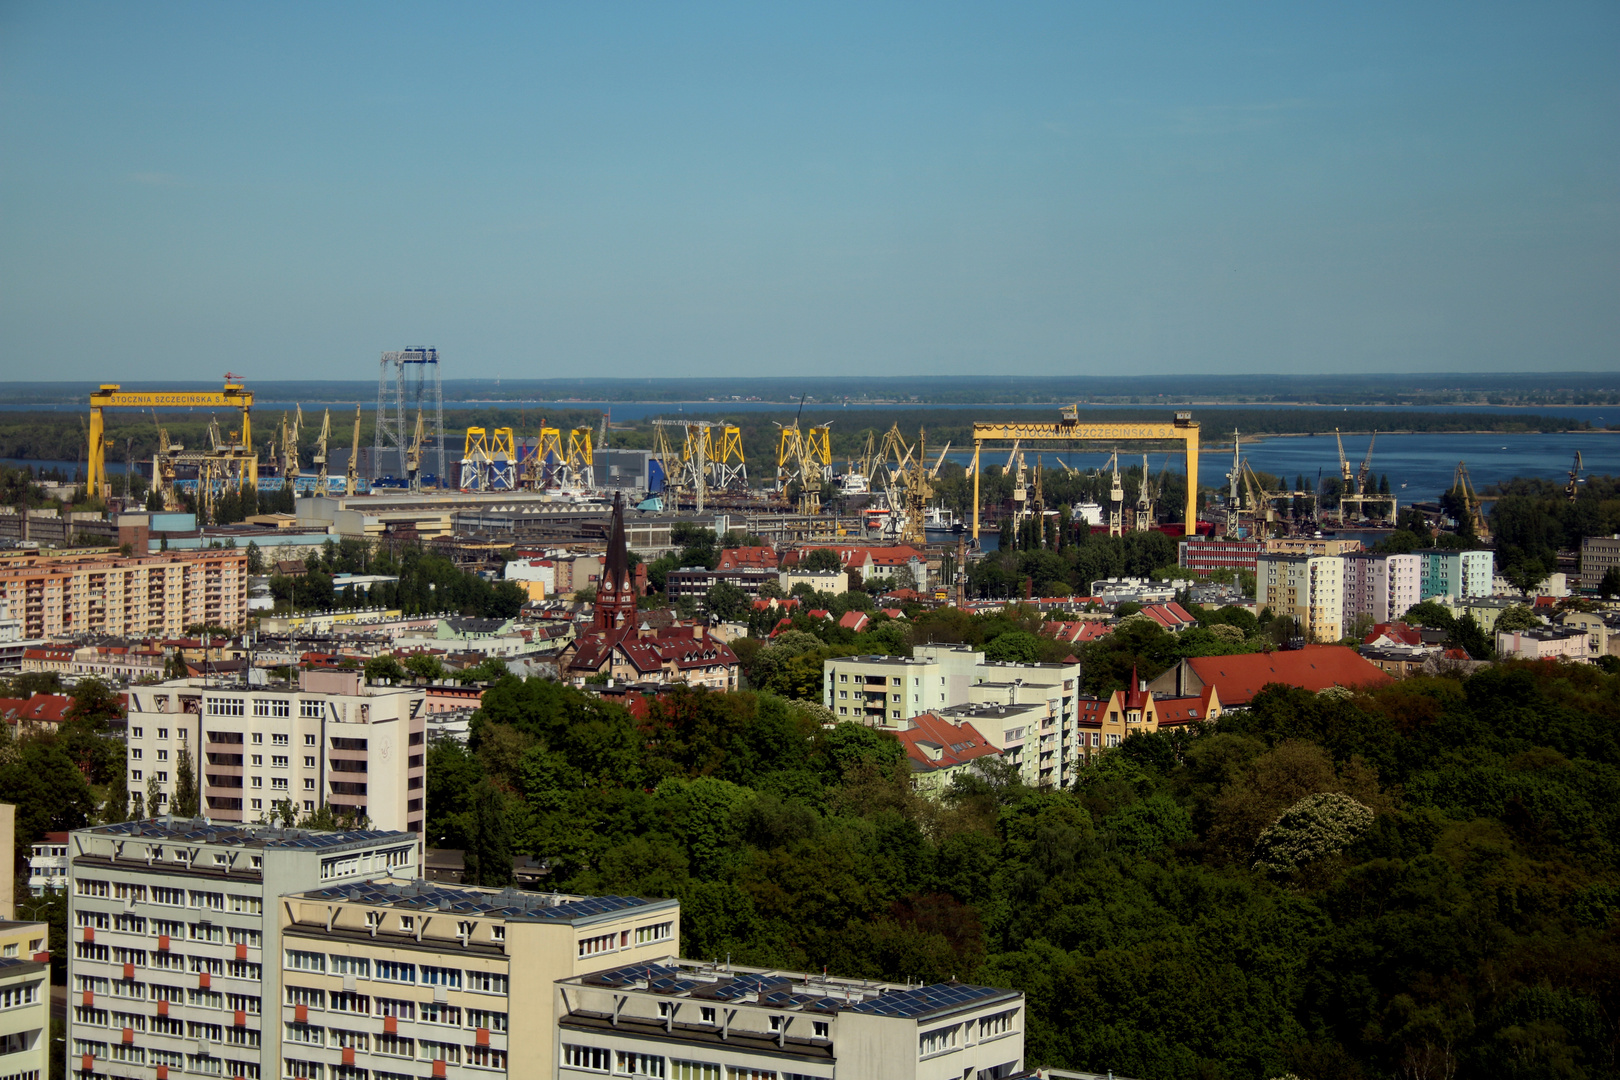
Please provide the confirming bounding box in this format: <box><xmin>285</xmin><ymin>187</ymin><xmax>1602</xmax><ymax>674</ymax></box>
<box><xmin>1</xmin><ymin>2</ymin><xmax>1615</xmax><ymax>381</ymax></box>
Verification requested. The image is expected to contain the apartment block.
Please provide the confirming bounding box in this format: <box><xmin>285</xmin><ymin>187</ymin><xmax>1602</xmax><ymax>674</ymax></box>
<box><xmin>1342</xmin><ymin>552</ymin><xmax>1421</xmax><ymax>628</ymax></box>
<box><xmin>1178</xmin><ymin>537</ymin><xmax>1263</xmax><ymax>575</ymax></box>
<box><xmin>125</xmin><ymin>671</ymin><xmax>427</xmax><ymax>835</ymax></box>
<box><xmin>555</xmin><ymin>958</ymin><xmax>1024</xmax><ymax>1080</ymax></box>
<box><xmin>1257</xmin><ymin>555</ymin><xmax>1343</xmax><ymax>643</ymax></box>
<box><xmin>825</xmin><ymin>646</ymin><xmax>1085</xmax><ymax>788</ymax></box>
<box><xmin>65</xmin><ymin>820</ymin><xmax>416</xmax><ymax>1080</ymax></box>
<box><xmin>0</xmin><ymin>549</ymin><xmax>249</xmax><ymax>639</ymax></box>
<box><xmin>0</xmin><ymin>919</ymin><xmax>50</xmax><ymax>1080</ymax></box>
<box><xmin>277</xmin><ymin>879</ymin><xmax>680</xmax><ymax>1080</ymax></box>
<box><xmin>1580</xmin><ymin>535</ymin><xmax>1620</xmax><ymax>591</ymax></box>
<box><xmin>1415</xmin><ymin>550</ymin><xmax>1493</xmax><ymax>602</ymax></box>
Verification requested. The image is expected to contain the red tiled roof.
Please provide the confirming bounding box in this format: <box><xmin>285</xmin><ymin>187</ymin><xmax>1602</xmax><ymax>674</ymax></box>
<box><xmin>1041</xmin><ymin>620</ymin><xmax>1113</xmax><ymax>644</ymax></box>
<box><xmin>1138</xmin><ymin>602</ymin><xmax>1198</xmax><ymax>631</ymax></box>
<box><xmin>880</xmin><ymin>608</ymin><xmax>906</xmax><ymax>619</ymax></box>
<box><xmin>717</xmin><ymin>547</ymin><xmax>779</xmax><ymax>572</ymax></box>
<box><xmin>838</xmin><ymin>611</ymin><xmax>870</xmax><ymax>632</ymax></box>
<box><xmin>0</xmin><ymin>693</ymin><xmax>74</xmax><ymax>723</ymax></box>
<box><xmin>895</xmin><ymin>713</ymin><xmax>1001</xmax><ymax>775</ymax></box>
<box><xmin>1183</xmin><ymin>645</ymin><xmax>1393</xmax><ymax>705</ymax></box>
<box><xmin>1364</xmin><ymin>622</ymin><xmax>1423</xmax><ymax>648</ymax></box>
<box><xmin>1155</xmin><ymin>686</ymin><xmax>1217</xmax><ymax>726</ymax></box>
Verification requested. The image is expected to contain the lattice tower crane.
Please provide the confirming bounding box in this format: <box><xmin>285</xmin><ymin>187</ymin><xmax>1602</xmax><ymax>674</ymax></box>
<box><xmin>1567</xmin><ymin>451</ymin><xmax>1584</xmax><ymax>502</ymax></box>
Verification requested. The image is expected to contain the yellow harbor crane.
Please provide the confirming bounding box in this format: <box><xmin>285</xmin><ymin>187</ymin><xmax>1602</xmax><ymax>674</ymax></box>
<box><xmin>970</xmin><ymin>410</ymin><xmax>1200</xmax><ymax>539</ymax></box>
<box><xmin>345</xmin><ymin>406</ymin><xmax>362</xmax><ymax>496</ymax></box>
<box><xmin>311</xmin><ymin>409</ymin><xmax>332</xmax><ymax>493</ymax></box>
<box><xmin>88</xmin><ymin>378</ymin><xmax>255</xmax><ymax>499</ymax></box>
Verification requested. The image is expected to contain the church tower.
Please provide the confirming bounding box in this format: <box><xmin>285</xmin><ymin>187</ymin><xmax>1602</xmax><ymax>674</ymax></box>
<box><xmin>594</xmin><ymin>491</ymin><xmax>638</xmax><ymax>631</ymax></box>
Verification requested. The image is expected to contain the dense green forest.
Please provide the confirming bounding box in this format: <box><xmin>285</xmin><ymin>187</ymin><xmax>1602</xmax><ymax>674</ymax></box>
<box><xmin>428</xmin><ymin>660</ymin><xmax>1620</xmax><ymax>1078</ymax></box>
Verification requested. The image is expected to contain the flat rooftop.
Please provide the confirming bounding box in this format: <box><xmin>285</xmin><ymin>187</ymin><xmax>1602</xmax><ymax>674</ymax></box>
<box><xmin>568</xmin><ymin>958</ymin><xmax>1018</xmax><ymax>1020</ymax></box>
<box><xmin>84</xmin><ymin>818</ymin><xmax>411</xmax><ymax>850</ymax></box>
<box><xmin>291</xmin><ymin>879</ymin><xmax>675</xmax><ymax>922</ymax></box>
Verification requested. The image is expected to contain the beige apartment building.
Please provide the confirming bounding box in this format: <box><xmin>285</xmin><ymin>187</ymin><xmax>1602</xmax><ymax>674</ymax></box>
<box><xmin>277</xmin><ymin>879</ymin><xmax>681</xmax><ymax>1080</ymax></box>
<box><xmin>125</xmin><ymin>670</ymin><xmax>427</xmax><ymax>835</ymax></box>
<box><xmin>555</xmin><ymin>958</ymin><xmax>1024</xmax><ymax>1080</ymax></box>
<box><xmin>66</xmin><ymin>820</ymin><xmax>417</xmax><ymax>1080</ymax></box>
<box><xmin>0</xmin><ymin>918</ymin><xmax>50</xmax><ymax>1080</ymax></box>
<box><xmin>0</xmin><ymin>549</ymin><xmax>249</xmax><ymax>639</ymax></box>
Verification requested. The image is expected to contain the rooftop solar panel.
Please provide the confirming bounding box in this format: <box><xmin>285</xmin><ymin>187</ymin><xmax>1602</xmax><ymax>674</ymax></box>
<box><xmin>848</xmin><ymin>983</ymin><xmax>1012</xmax><ymax>1019</ymax></box>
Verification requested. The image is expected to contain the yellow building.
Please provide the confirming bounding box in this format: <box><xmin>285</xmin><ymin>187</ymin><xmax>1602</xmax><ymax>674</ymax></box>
<box><xmin>278</xmin><ymin>879</ymin><xmax>679</xmax><ymax>1080</ymax></box>
<box><xmin>0</xmin><ymin>918</ymin><xmax>50</xmax><ymax>1080</ymax></box>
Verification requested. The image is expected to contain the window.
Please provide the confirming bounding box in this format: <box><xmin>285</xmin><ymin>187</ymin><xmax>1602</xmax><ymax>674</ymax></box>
<box><xmin>252</xmin><ymin>755</ymin><xmax>263</xmax><ymax>766</ymax></box>
<box><xmin>285</xmin><ymin>951</ymin><xmax>324</xmax><ymax>973</ymax></box>
<box><xmin>812</xmin><ymin>1020</ymin><xmax>829</xmax><ymax>1037</ymax></box>
<box><xmin>190</xmin><ymin>890</ymin><xmax>225</xmax><ymax>911</ymax></box>
<box><xmin>304</xmin><ymin>778</ymin><xmax>316</xmax><ymax>790</ymax></box>
<box><xmin>464</xmin><ymin>971</ymin><xmax>506</xmax><ymax>995</ymax></box>
<box><xmin>329</xmin><ymin>955</ymin><xmax>369</xmax><ymax>977</ymax></box>
<box><xmin>227</xmin><ymin>994</ymin><xmax>261</xmax><ymax>1015</ymax></box>
<box><xmin>465</xmin><ymin>1047</ymin><xmax>506</xmax><ymax>1071</ymax></box>
<box><xmin>272</xmin><ymin>778</ymin><xmax>289</xmax><ymax>790</ymax></box>
<box><xmin>578</xmin><ymin>933</ymin><xmax>616</xmax><ymax>958</ymax></box>
<box><xmin>131</xmin><ymin>727</ymin><xmax>143</xmax><ymax>738</ymax></box>
<box><xmin>377</xmin><ymin>999</ymin><xmax>415</xmax><ymax>1021</ymax></box>
<box><xmin>304</xmin><ymin>756</ymin><xmax>316</xmax><ymax>768</ymax></box>
<box><xmin>300</xmin><ymin>701</ymin><xmax>323</xmax><ymax>719</ymax></box>
<box><xmin>207</xmin><ymin>698</ymin><xmax>244</xmax><ymax>716</ymax></box>
<box><xmin>668</xmin><ymin>1063</ymin><xmax>719</xmax><ymax>1080</ymax></box>
<box><xmin>304</xmin><ymin>734</ymin><xmax>317</xmax><ymax>746</ymax></box>
<box><xmin>187</xmin><ymin>1021</ymin><xmax>224</xmax><ymax>1042</ymax></box>
<box><xmin>330</xmin><ymin>992</ymin><xmax>370</xmax><ymax>1015</ymax></box>
<box><xmin>465</xmin><ymin>1007</ymin><xmax>508</xmax><ymax>1033</ymax></box>
<box><xmin>284</xmin><ymin>1058</ymin><xmax>323</xmax><ymax>1080</ymax></box>
<box><xmin>919</xmin><ymin>1025</ymin><xmax>959</xmax><ymax>1056</ymax></box>
<box><xmin>699</xmin><ymin>1007</ymin><xmax>716</xmax><ymax>1025</ymax></box>
<box><xmin>561</xmin><ymin>1045</ymin><xmax>611</xmax><ymax>1071</ymax></box>
<box><xmin>1</xmin><ymin>984</ymin><xmax>39</xmax><ymax>1009</ymax></box>
<box><xmin>132</xmin><ymin>769</ymin><xmax>144</xmax><ymax>781</ymax></box>
<box><xmin>252</xmin><ymin>733</ymin><xmax>263</xmax><ymax>744</ymax></box>
<box><xmin>490</xmin><ymin>925</ymin><xmax>504</xmax><ymax>942</ymax></box>
<box><xmin>188</xmin><ymin>988</ymin><xmax>222</xmax><ymax>1008</ymax></box>
<box><xmin>421</xmin><ymin>967</ymin><xmax>461</xmax><ymax>989</ymax></box>
<box><xmin>157</xmin><ymin>750</ymin><xmax>169</xmax><ymax>762</ymax></box>
<box><xmin>191</xmin><ymin>923</ymin><xmax>225</xmax><ymax>943</ymax></box>
<box><xmin>418</xmin><ymin>1041</ymin><xmax>460</xmax><ymax>1065</ymax></box>
<box><xmin>77</xmin><ymin>878</ymin><xmax>110</xmax><ymax>897</ymax></box>
<box><xmin>285</xmin><ymin>987</ymin><xmax>325</xmax><ymax>1009</ymax></box>
<box><xmin>272</xmin><ymin>755</ymin><xmax>289</xmax><ymax>768</ymax></box>
<box><xmin>634</xmin><ymin>923</ymin><xmax>672</xmax><ymax>946</ymax></box>
<box><xmin>374</xmin><ymin>961</ymin><xmax>414</xmax><ymax>984</ymax></box>
<box><xmin>157</xmin><ymin>728</ymin><xmax>169</xmax><ymax>740</ymax></box>
<box><xmin>253</xmin><ymin>700</ymin><xmax>290</xmax><ymax>718</ymax></box>
<box><xmin>229</xmin><ymin>895</ymin><xmax>262</xmax><ymax>915</ymax></box>
<box><xmin>398</xmin><ymin>916</ymin><xmax>415</xmax><ymax>933</ymax></box>
<box><xmin>419</xmin><ymin>1003</ymin><xmax>459</xmax><ymax>1026</ymax></box>
<box><xmin>329</xmin><ymin>1030</ymin><xmax>369</xmax><ymax>1051</ymax></box>
<box><xmin>284</xmin><ymin>1024</ymin><xmax>323</xmax><ymax>1047</ymax></box>
<box><xmin>978</xmin><ymin>1011</ymin><xmax>1015</xmax><ymax>1039</ymax></box>
<box><xmin>375</xmin><ymin>1034</ymin><xmax>413</xmax><ymax>1058</ymax></box>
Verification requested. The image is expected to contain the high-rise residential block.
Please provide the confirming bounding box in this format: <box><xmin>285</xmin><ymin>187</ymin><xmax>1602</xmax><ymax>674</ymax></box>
<box><xmin>124</xmin><ymin>671</ymin><xmax>426</xmax><ymax>835</ymax></box>
<box><xmin>0</xmin><ymin>549</ymin><xmax>249</xmax><ymax>639</ymax></box>
<box><xmin>66</xmin><ymin>820</ymin><xmax>416</xmax><ymax>1080</ymax></box>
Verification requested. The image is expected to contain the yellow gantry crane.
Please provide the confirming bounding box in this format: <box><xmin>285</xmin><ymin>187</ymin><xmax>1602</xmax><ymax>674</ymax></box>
<box><xmin>88</xmin><ymin>378</ymin><xmax>255</xmax><ymax>499</ymax></box>
<box><xmin>970</xmin><ymin>409</ymin><xmax>1200</xmax><ymax>539</ymax></box>
<box><xmin>311</xmin><ymin>409</ymin><xmax>332</xmax><ymax>494</ymax></box>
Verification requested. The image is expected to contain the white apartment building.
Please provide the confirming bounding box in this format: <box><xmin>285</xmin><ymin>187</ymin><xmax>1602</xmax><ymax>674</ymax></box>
<box><xmin>824</xmin><ymin>646</ymin><xmax>1084</xmax><ymax>788</ymax></box>
<box><xmin>125</xmin><ymin>671</ymin><xmax>426</xmax><ymax>836</ymax></box>
<box><xmin>0</xmin><ymin>919</ymin><xmax>50</xmax><ymax>1080</ymax></box>
<box><xmin>1257</xmin><ymin>555</ymin><xmax>1344</xmax><ymax>643</ymax></box>
<box><xmin>277</xmin><ymin>879</ymin><xmax>681</xmax><ymax>1080</ymax></box>
<box><xmin>1342</xmin><ymin>552</ymin><xmax>1421</xmax><ymax>628</ymax></box>
<box><xmin>555</xmin><ymin>958</ymin><xmax>1025</xmax><ymax>1080</ymax></box>
<box><xmin>66</xmin><ymin>820</ymin><xmax>416</xmax><ymax>1080</ymax></box>
<box><xmin>28</xmin><ymin>833</ymin><xmax>69</xmax><ymax>897</ymax></box>
<box><xmin>0</xmin><ymin>549</ymin><xmax>249</xmax><ymax>639</ymax></box>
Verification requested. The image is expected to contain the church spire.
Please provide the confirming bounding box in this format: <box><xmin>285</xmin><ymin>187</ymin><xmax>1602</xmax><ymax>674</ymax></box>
<box><xmin>594</xmin><ymin>491</ymin><xmax>636</xmax><ymax>631</ymax></box>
